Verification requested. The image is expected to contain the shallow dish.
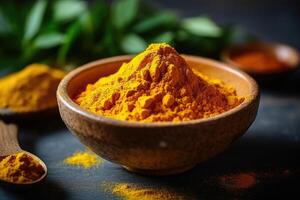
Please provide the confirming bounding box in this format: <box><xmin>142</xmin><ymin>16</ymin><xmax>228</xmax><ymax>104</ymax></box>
<box><xmin>57</xmin><ymin>55</ymin><xmax>259</xmax><ymax>175</ymax></box>
<box><xmin>221</xmin><ymin>41</ymin><xmax>300</xmax><ymax>82</ymax></box>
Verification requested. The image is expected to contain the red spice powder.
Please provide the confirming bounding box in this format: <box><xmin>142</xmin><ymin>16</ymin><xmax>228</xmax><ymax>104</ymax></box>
<box><xmin>217</xmin><ymin>169</ymin><xmax>293</xmax><ymax>191</ymax></box>
<box><xmin>231</xmin><ymin>50</ymin><xmax>290</xmax><ymax>73</ymax></box>
<box><xmin>218</xmin><ymin>172</ymin><xmax>257</xmax><ymax>190</ymax></box>
<box><xmin>282</xmin><ymin>169</ymin><xmax>291</xmax><ymax>177</ymax></box>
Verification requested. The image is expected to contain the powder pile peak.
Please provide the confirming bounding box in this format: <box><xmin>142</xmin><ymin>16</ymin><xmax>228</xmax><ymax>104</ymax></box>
<box><xmin>76</xmin><ymin>43</ymin><xmax>243</xmax><ymax>122</ymax></box>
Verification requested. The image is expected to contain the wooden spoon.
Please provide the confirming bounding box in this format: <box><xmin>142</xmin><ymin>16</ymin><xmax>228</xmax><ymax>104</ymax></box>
<box><xmin>0</xmin><ymin>121</ymin><xmax>47</xmax><ymax>184</ymax></box>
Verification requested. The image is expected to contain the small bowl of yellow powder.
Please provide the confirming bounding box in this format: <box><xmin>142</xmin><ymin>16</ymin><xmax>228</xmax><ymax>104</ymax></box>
<box><xmin>0</xmin><ymin>64</ymin><xmax>66</xmax><ymax>121</ymax></box>
<box><xmin>57</xmin><ymin>43</ymin><xmax>259</xmax><ymax>175</ymax></box>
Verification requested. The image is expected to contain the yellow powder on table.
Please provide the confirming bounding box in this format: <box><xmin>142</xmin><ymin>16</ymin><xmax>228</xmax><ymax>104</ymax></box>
<box><xmin>76</xmin><ymin>43</ymin><xmax>243</xmax><ymax>122</ymax></box>
<box><xmin>0</xmin><ymin>152</ymin><xmax>45</xmax><ymax>184</ymax></box>
<box><xmin>64</xmin><ymin>151</ymin><xmax>101</xmax><ymax>169</ymax></box>
<box><xmin>0</xmin><ymin>64</ymin><xmax>65</xmax><ymax>112</ymax></box>
<box><xmin>104</xmin><ymin>183</ymin><xmax>191</xmax><ymax>200</ymax></box>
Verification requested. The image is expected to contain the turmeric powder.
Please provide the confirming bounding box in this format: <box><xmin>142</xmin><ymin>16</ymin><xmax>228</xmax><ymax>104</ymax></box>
<box><xmin>0</xmin><ymin>152</ymin><xmax>45</xmax><ymax>184</ymax></box>
<box><xmin>103</xmin><ymin>183</ymin><xmax>190</xmax><ymax>200</ymax></box>
<box><xmin>0</xmin><ymin>64</ymin><xmax>65</xmax><ymax>112</ymax></box>
<box><xmin>64</xmin><ymin>151</ymin><xmax>102</xmax><ymax>169</ymax></box>
<box><xmin>76</xmin><ymin>43</ymin><xmax>243</xmax><ymax>122</ymax></box>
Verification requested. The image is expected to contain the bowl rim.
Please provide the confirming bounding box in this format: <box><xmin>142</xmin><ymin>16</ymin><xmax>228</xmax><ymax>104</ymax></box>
<box><xmin>57</xmin><ymin>55</ymin><xmax>259</xmax><ymax>128</ymax></box>
<box><xmin>221</xmin><ymin>41</ymin><xmax>300</xmax><ymax>75</ymax></box>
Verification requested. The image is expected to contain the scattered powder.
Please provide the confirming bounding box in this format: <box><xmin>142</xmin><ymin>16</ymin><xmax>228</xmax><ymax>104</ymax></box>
<box><xmin>218</xmin><ymin>172</ymin><xmax>257</xmax><ymax>190</ymax></box>
<box><xmin>103</xmin><ymin>182</ymin><xmax>190</xmax><ymax>200</ymax></box>
<box><xmin>64</xmin><ymin>151</ymin><xmax>101</xmax><ymax>169</ymax></box>
<box><xmin>217</xmin><ymin>169</ymin><xmax>294</xmax><ymax>191</ymax></box>
<box><xmin>214</xmin><ymin>169</ymin><xmax>295</xmax><ymax>191</ymax></box>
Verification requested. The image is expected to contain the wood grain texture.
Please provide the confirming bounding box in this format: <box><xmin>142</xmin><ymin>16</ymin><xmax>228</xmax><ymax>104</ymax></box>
<box><xmin>0</xmin><ymin>121</ymin><xmax>21</xmax><ymax>156</ymax></box>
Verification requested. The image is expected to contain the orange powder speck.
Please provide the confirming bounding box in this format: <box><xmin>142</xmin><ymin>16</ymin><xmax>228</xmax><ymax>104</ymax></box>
<box><xmin>218</xmin><ymin>172</ymin><xmax>257</xmax><ymax>190</ymax></box>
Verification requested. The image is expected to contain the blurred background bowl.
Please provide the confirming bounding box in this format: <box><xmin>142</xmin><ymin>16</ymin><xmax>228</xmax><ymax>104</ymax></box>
<box><xmin>221</xmin><ymin>42</ymin><xmax>300</xmax><ymax>83</ymax></box>
<box><xmin>0</xmin><ymin>107</ymin><xmax>59</xmax><ymax>124</ymax></box>
<box><xmin>57</xmin><ymin>55</ymin><xmax>259</xmax><ymax>176</ymax></box>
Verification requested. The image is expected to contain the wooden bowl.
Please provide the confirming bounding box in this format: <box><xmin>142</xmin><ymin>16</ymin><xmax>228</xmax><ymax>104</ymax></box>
<box><xmin>57</xmin><ymin>55</ymin><xmax>259</xmax><ymax>176</ymax></box>
<box><xmin>221</xmin><ymin>42</ymin><xmax>300</xmax><ymax>82</ymax></box>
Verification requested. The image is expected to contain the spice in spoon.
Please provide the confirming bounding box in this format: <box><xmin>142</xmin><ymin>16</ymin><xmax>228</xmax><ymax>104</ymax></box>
<box><xmin>76</xmin><ymin>43</ymin><xmax>243</xmax><ymax>122</ymax></box>
<box><xmin>0</xmin><ymin>152</ymin><xmax>45</xmax><ymax>184</ymax></box>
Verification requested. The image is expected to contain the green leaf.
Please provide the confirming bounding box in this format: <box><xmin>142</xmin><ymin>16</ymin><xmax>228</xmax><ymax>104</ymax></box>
<box><xmin>54</xmin><ymin>0</ymin><xmax>87</xmax><ymax>22</ymax></box>
<box><xmin>181</xmin><ymin>17</ymin><xmax>222</xmax><ymax>37</ymax></box>
<box><xmin>79</xmin><ymin>12</ymin><xmax>93</xmax><ymax>34</ymax></box>
<box><xmin>133</xmin><ymin>12</ymin><xmax>177</xmax><ymax>33</ymax></box>
<box><xmin>40</xmin><ymin>20</ymin><xmax>60</xmax><ymax>33</ymax></box>
<box><xmin>99</xmin><ymin>21</ymin><xmax>119</xmax><ymax>56</ymax></box>
<box><xmin>151</xmin><ymin>32</ymin><xmax>174</xmax><ymax>44</ymax></box>
<box><xmin>34</xmin><ymin>32</ymin><xmax>65</xmax><ymax>49</ymax></box>
<box><xmin>58</xmin><ymin>22</ymin><xmax>81</xmax><ymax>65</ymax></box>
<box><xmin>23</xmin><ymin>0</ymin><xmax>47</xmax><ymax>42</ymax></box>
<box><xmin>0</xmin><ymin>3</ymin><xmax>29</xmax><ymax>39</ymax></box>
<box><xmin>0</xmin><ymin>9</ymin><xmax>12</xmax><ymax>35</ymax></box>
<box><xmin>121</xmin><ymin>34</ymin><xmax>147</xmax><ymax>54</ymax></box>
<box><xmin>89</xmin><ymin>1</ymin><xmax>109</xmax><ymax>30</ymax></box>
<box><xmin>223</xmin><ymin>26</ymin><xmax>253</xmax><ymax>44</ymax></box>
<box><xmin>176</xmin><ymin>30</ymin><xmax>189</xmax><ymax>41</ymax></box>
<box><xmin>112</xmin><ymin>0</ymin><xmax>139</xmax><ymax>29</ymax></box>
<box><xmin>0</xmin><ymin>57</ymin><xmax>21</xmax><ymax>71</ymax></box>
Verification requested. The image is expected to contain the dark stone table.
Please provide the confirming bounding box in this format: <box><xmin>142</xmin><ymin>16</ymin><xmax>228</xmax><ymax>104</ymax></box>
<box><xmin>0</xmin><ymin>0</ymin><xmax>299</xmax><ymax>199</ymax></box>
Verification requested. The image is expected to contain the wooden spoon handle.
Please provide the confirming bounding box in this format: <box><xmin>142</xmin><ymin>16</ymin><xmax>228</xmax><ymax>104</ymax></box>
<box><xmin>0</xmin><ymin>121</ymin><xmax>21</xmax><ymax>156</ymax></box>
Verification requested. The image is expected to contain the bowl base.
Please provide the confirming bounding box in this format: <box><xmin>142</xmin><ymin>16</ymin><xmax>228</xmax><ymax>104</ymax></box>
<box><xmin>123</xmin><ymin>164</ymin><xmax>196</xmax><ymax>176</ymax></box>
